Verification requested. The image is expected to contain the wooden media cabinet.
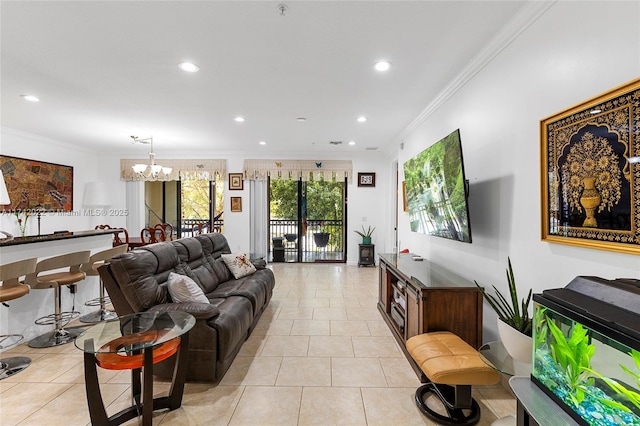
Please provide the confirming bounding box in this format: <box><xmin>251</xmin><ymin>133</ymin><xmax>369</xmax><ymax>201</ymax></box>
<box><xmin>378</xmin><ymin>253</ymin><xmax>483</xmax><ymax>378</ymax></box>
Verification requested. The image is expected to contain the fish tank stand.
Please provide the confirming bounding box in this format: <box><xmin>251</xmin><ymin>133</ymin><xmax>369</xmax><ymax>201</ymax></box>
<box><xmin>510</xmin><ymin>376</ymin><xmax>578</xmax><ymax>426</ymax></box>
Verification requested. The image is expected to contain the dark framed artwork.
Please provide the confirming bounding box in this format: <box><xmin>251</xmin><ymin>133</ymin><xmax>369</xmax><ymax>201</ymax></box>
<box><xmin>358</xmin><ymin>172</ymin><xmax>376</xmax><ymax>187</ymax></box>
<box><xmin>540</xmin><ymin>78</ymin><xmax>639</xmax><ymax>255</ymax></box>
<box><xmin>230</xmin><ymin>196</ymin><xmax>242</xmax><ymax>212</ymax></box>
<box><xmin>229</xmin><ymin>173</ymin><xmax>244</xmax><ymax>190</ymax></box>
<box><xmin>0</xmin><ymin>155</ymin><xmax>74</xmax><ymax>211</ymax></box>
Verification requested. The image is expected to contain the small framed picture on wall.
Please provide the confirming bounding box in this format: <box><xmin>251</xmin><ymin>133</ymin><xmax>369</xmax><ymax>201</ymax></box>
<box><xmin>358</xmin><ymin>172</ymin><xmax>376</xmax><ymax>187</ymax></box>
<box><xmin>231</xmin><ymin>196</ymin><xmax>242</xmax><ymax>212</ymax></box>
<box><xmin>229</xmin><ymin>173</ymin><xmax>244</xmax><ymax>190</ymax></box>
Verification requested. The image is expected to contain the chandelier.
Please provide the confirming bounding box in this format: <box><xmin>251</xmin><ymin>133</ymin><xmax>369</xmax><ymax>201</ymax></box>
<box><xmin>130</xmin><ymin>136</ymin><xmax>173</xmax><ymax>178</ymax></box>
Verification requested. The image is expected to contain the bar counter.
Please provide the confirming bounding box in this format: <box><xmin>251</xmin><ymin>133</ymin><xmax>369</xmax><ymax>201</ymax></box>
<box><xmin>0</xmin><ymin>229</ymin><xmax>118</xmax><ymax>343</ymax></box>
<box><xmin>0</xmin><ymin>229</ymin><xmax>117</xmax><ymax>247</ymax></box>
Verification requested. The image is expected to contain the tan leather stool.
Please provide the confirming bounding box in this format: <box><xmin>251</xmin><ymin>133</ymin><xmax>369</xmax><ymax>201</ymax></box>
<box><xmin>79</xmin><ymin>244</ymin><xmax>128</xmax><ymax>323</ymax></box>
<box><xmin>0</xmin><ymin>258</ymin><xmax>37</xmax><ymax>379</ymax></box>
<box><xmin>406</xmin><ymin>331</ymin><xmax>501</xmax><ymax>425</ymax></box>
<box><xmin>24</xmin><ymin>250</ymin><xmax>91</xmax><ymax>348</ymax></box>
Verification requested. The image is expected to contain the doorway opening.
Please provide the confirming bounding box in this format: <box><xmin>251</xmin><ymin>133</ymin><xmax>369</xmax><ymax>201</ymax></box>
<box><xmin>144</xmin><ymin>175</ymin><xmax>224</xmax><ymax>238</ymax></box>
<box><xmin>268</xmin><ymin>177</ymin><xmax>347</xmax><ymax>263</ymax></box>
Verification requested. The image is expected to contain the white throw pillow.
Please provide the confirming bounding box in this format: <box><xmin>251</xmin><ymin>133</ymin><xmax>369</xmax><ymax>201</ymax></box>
<box><xmin>221</xmin><ymin>253</ymin><xmax>257</xmax><ymax>279</ymax></box>
<box><xmin>167</xmin><ymin>272</ymin><xmax>209</xmax><ymax>303</ymax></box>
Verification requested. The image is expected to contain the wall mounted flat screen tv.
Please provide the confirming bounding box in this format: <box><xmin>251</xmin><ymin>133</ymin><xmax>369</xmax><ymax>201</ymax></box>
<box><xmin>403</xmin><ymin>129</ymin><xmax>472</xmax><ymax>243</ymax></box>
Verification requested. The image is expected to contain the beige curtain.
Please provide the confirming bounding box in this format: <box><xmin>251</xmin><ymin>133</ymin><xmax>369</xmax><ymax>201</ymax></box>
<box><xmin>243</xmin><ymin>159</ymin><xmax>352</xmax><ymax>183</ymax></box>
<box><xmin>120</xmin><ymin>159</ymin><xmax>227</xmax><ymax>181</ymax></box>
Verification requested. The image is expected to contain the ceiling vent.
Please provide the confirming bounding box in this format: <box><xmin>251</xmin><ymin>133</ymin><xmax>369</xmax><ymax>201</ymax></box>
<box><xmin>365</xmin><ymin>147</ymin><xmax>378</xmax><ymax>151</ymax></box>
<box><xmin>329</xmin><ymin>141</ymin><xmax>343</xmax><ymax>145</ymax></box>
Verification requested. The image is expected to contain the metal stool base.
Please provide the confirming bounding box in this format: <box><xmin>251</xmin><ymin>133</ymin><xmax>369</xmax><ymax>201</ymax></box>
<box><xmin>28</xmin><ymin>326</ymin><xmax>86</xmax><ymax>348</ymax></box>
<box><xmin>79</xmin><ymin>309</ymin><xmax>118</xmax><ymax>323</ymax></box>
<box><xmin>0</xmin><ymin>356</ymin><xmax>31</xmax><ymax>380</ymax></box>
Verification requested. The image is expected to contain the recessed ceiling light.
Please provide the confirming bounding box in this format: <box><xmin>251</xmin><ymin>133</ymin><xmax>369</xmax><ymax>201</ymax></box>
<box><xmin>259</xmin><ymin>141</ymin><xmax>267</xmax><ymax>145</ymax></box>
<box><xmin>348</xmin><ymin>141</ymin><xmax>356</xmax><ymax>146</ymax></box>
<box><xmin>374</xmin><ymin>61</ymin><xmax>392</xmax><ymax>72</ymax></box>
<box><xmin>20</xmin><ymin>94</ymin><xmax>40</xmax><ymax>102</ymax></box>
<box><xmin>357</xmin><ymin>116</ymin><xmax>367</xmax><ymax>123</ymax></box>
<box><xmin>178</xmin><ymin>62</ymin><xmax>200</xmax><ymax>72</ymax></box>
<box><xmin>296</xmin><ymin>117</ymin><xmax>307</xmax><ymax>122</ymax></box>
<box><xmin>234</xmin><ymin>116</ymin><xmax>245</xmax><ymax>122</ymax></box>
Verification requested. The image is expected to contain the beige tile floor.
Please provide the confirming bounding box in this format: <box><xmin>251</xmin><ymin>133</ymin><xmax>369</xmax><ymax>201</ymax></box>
<box><xmin>0</xmin><ymin>263</ymin><xmax>517</xmax><ymax>425</ymax></box>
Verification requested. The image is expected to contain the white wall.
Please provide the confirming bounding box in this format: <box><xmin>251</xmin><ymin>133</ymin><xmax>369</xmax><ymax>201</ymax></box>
<box><xmin>395</xmin><ymin>1</ymin><xmax>640</xmax><ymax>342</ymax></box>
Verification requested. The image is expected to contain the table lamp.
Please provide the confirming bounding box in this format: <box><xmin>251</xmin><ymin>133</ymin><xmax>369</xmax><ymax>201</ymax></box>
<box><xmin>0</xmin><ymin>170</ymin><xmax>14</xmax><ymax>241</ymax></box>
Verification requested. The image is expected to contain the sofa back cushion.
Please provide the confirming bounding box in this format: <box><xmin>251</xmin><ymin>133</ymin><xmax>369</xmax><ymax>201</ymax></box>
<box><xmin>196</xmin><ymin>233</ymin><xmax>232</xmax><ymax>260</ymax></box>
<box><xmin>196</xmin><ymin>233</ymin><xmax>233</xmax><ymax>283</ymax></box>
<box><xmin>171</xmin><ymin>237</ymin><xmax>220</xmax><ymax>293</ymax></box>
<box><xmin>109</xmin><ymin>242</ymin><xmax>182</xmax><ymax>311</ymax></box>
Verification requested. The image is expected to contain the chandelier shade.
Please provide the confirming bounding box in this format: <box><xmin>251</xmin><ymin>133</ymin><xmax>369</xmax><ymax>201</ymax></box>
<box><xmin>130</xmin><ymin>136</ymin><xmax>173</xmax><ymax>179</ymax></box>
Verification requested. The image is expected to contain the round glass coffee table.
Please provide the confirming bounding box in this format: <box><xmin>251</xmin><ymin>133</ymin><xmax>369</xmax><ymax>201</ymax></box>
<box><xmin>75</xmin><ymin>311</ymin><xmax>195</xmax><ymax>426</ymax></box>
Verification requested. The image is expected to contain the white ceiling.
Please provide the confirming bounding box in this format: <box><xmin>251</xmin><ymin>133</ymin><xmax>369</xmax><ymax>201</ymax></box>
<box><xmin>1</xmin><ymin>1</ymin><xmax>526</xmax><ymax>156</ymax></box>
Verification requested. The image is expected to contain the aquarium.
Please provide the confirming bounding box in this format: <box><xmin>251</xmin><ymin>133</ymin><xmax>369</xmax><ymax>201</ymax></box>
<box><xmin>532</xmin><ymin>276</ymin><xmax>640</xmax><ymax>426</ymax></box>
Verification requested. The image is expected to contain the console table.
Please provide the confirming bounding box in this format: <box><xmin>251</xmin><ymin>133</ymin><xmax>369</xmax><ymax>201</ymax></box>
<box><xmin>378</xmin><ymin>253</ymin><xmax>483</xmax><ymax>378</ymax></box>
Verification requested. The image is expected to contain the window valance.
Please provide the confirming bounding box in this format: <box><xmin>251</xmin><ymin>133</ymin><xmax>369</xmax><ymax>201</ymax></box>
<box><xmin>120</xmin><ymin>159</ymin><xmax>227</xmax><ymax>181</ymax></box>
<box><xmin>243</xmin><ymin>159</ymin><xmax>352</xmax><ymax>183</ymax></box>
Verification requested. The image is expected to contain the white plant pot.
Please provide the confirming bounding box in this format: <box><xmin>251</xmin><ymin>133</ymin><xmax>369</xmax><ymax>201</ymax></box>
<box><xmin>497</xmin><ymin>318</ymin><xmax>532</xmax><ymax>364</ymax></box>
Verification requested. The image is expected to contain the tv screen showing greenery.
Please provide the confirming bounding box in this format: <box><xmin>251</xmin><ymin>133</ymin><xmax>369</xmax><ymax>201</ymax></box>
<box><xmin>403</xmin><ymin>129</ymin><xmax>472</xmax><ymax>243</ymax></box>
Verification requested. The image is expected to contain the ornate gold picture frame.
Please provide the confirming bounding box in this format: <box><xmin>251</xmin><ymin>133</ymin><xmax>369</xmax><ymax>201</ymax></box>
<box><xmin>540</xmin><ymin>78</ymin><xmax>639</xmax><ymax>255</ymax></box>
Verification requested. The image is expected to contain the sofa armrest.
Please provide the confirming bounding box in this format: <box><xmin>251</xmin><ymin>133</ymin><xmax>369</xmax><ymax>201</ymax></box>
<box><xmin>148</xmin><ymin>302</ymin><xmax>220</xmax><ymax>320</ymax></box>
<box><xmin>251</xmin><ymin>258</ymin><xmax>267</xmax><ymax>269</ymax></box>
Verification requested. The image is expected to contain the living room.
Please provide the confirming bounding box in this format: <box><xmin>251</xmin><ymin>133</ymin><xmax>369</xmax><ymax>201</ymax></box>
<box><xmin>1</xmin><ymin>1</ymin><xmax>639</xmax><ymax>425</ymax></box>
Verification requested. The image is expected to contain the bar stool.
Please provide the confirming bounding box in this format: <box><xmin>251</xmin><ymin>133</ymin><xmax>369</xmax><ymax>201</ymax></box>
<box><xmin>0</xmin><ymin>257</ymin><xmax>37</xmax><ymax>380</ymax></box>
<box><xmin>24</xmin><ymin>250</ymin><xmax>91</xmax><ymax>348</ymax></box>
<box><xmin>79</xmin><ymin>244</ymin><xmax>128</xmax><ymax>323</ymax></box>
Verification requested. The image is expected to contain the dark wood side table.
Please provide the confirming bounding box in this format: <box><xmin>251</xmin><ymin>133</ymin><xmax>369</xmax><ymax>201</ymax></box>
<box><xmin>75</xmin><ymin>311</ymin><xmax>195</xmax><ymax>426</ymax></box>
<box><xmin>358</xmin><ymin>244</ymin><xmax>375</xmax><ymax>266</ymax></box>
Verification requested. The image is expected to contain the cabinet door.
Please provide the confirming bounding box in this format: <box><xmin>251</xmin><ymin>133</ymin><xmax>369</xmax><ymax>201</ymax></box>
<box><xmin>405</xmin><ymin>282</ymin><xmax>420</xmax><ymax>339</ymax></box>
<box><xmin>379</xmin><ymin>263</ymin><xmax>390</xmax><ymax>312</ymax></box>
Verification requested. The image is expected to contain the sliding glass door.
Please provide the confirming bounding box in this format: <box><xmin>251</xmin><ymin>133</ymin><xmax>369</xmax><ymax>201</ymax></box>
<box><xmin>269</xmin><ymin>178</ymin><xmax>346</xmax><ymax>263</ymax></box>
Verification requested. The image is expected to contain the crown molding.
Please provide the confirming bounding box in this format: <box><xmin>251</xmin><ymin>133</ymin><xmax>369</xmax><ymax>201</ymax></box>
<box><xmin>395</xmin><ymin>0</ymin><xmax>557</xmax><ymax>146</ymax></box>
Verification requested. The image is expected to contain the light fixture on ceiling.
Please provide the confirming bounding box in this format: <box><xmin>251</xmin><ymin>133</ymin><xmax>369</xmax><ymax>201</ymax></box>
<box><xmin>178</xmin><ymin>62</ymin><xmax>200</xmax><ymax>72</ymax></box>
<box><xmin>278</xmin><ymin>3</ymin><xmax>288</xmax><ymax>16</ymax></box>
<box><xmin>357</xmin><ymin>116</ymin><xmax>367</xmax><ymax>123</ymax></box>
<box><xmin>20</xmin><ymin>94</ymin><xmax>40</xmax><ymax>102</ymax></box>
<box><xmin>348</xmin><ymin>141</ymin><xmax>356</xmax><ymax>146</ymax></box>
<box><xmin>234</xmin><ymin>116</ymin><xmax>245</xmax><ymax>122</ymax></box>
<box><xmin>374</xmin><ymin>61</ymin><xmax>392</xmax><ymax>72</ymax></box>
<box><xmin>130</xmin><ymin>136</ymin><xmax>173</xmax><ymax>178</ymax></box>
<box><xmin>259</xmin><ymin>141</ymin><xmax>267</xmax><ymax>145</ymax></box>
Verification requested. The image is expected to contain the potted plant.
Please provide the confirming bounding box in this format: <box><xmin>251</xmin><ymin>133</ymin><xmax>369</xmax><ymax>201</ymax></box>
<box><xmin>354</xmin><ymin>225</ymin><xmax>375</xmax><ymax>244</ymax></box>
<box><xmin>313</xmin><ymin>221</ymin><xmax>330</xmax><ymax>248</ymax></box>
<box><xmin>475</xmin><ymin>257</ymin><xmax>533</xmax><ymax>363</ymax></box>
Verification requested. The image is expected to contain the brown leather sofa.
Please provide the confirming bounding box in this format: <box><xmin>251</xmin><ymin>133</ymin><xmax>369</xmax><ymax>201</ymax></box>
<box><xmin>98</xmin><ymin>233</ymin><xmax>275</xmax><ymax>382</ymax></box>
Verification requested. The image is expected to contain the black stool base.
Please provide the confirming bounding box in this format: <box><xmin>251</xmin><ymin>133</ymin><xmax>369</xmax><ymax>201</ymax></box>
<box><xmin>0</xmin><ymin>356</ymin><xmax>31</xmax><ymax>380</ymax></box>
<box><xmin>28</xmin><ymin>326</ymin><xmax>86</xmax><ymax>348</ymax></box>
<box><xmin>415</xmin><ymin>383</ymin><xmax>481</xmax><ymax>426</ymax></box>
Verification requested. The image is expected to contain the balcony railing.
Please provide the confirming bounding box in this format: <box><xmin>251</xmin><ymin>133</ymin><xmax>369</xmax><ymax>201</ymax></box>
<box><xmin>179</xmin><ymin>217</ymin><xmax>224</xmax><ymax>237</ymax></box>
<box><xmin>270</xmin><ymin>219</ymin><xmax>344</xmax><ymax>261</ymax></box>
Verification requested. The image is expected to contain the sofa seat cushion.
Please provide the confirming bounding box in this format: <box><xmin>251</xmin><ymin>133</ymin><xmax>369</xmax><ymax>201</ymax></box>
<box><xmin>207</xmin><ymin>279</ymin><xmax>267</xmax><ymax>316</ymax></box>
<box><xmin>207</xmin><ymin>296</ymin><xmax>254</xmax><ymax>361</ymax></box>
